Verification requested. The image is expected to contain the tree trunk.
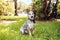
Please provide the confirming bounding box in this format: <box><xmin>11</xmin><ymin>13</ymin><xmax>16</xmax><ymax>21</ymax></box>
<box><xmin>42</xmin><ymin>0</ymin><xmax>51</xmax><ymax>19</ymax></box>
<box><xmin>14</xmin><ymin>0</ymin><xmax>18</xmax><ymax>16</ymax></box>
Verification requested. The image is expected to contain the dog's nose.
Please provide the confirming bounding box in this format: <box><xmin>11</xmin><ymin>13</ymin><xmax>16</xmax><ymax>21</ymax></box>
<box><xmin>31</xmin><ymin>16</ymin><xmax>33</xmax><ymax>18</ymax></box>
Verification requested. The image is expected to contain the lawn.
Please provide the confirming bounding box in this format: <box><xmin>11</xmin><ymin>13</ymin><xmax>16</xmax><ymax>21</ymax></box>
<box><xmin>0</xmin><ymin>16</ymin><xmax>27</xmax><ymax>21</ymax></box>
<box><xmin>0</xmin><ymin>17</ymin><xmax>60</xmax><ymax>40</ymax></box>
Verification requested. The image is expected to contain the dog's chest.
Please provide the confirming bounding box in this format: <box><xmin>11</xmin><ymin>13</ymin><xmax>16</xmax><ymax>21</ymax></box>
<box><xmin>29</xmin><ymin>23</ymin><xmax>34</xmax><ymax>29</ymax></box>
<box><xmin>27</xmin><ymin>21</ymin><xmax>34</xmax><ymax>29</ymax></box>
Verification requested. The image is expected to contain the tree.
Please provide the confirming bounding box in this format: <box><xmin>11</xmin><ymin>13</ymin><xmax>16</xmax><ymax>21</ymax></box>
<box><xmin>0</xmin><ymin>0</ymin><xmax>14</xmax><ymax>16</ymax></box>
<box><xmin>49</xmin><ymin>0</ymin><xmax>58</xmax><ymax>18</ymax></box>
<box><xmin>32</xmin><ymin>0</ymin><xmax>42</xmax><ymax>15</ymax></box>
<box><xmin>13</xmin><ymin>0</ymin><xmax>18</xmax><ymax>16</ymax></box>
<box><xmin>32</xmin><ymin>0</ymin><xmax>44</xmax><ymax>19</ymax></box>
<box><xmin>41</xmin><ymin>0</ymin><xmax>52</xmax><ymax>19</ymax></box>
<box><xmin>33</xmin><ymin>0</ymin><xmax>53</xmax><ymax>20</ymax></box>
<box><xmin>57</xmin><ymin>0</ymin><xmax>60</xmax><ymax>14</ymax></box>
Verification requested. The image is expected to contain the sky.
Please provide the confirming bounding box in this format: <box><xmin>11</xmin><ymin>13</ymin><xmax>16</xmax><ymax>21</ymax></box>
<box><xmin>17</xmin><ymin>0</ymin><xmax>32</xmax><ymax>5</ymax></box>
<box><xmin>51</xmin><ymin>0</ymin><xmax>58</xmax><ymax>3</ymax></box>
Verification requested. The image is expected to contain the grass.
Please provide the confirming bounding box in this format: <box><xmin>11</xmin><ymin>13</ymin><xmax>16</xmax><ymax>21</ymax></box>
<box><xmin>34</xmin><ymin>21</ymin><xmax>60</xmax><ymax>40</ymax></box>
<box><xmin>0</xmin><ymin>16</ymin><xmax>27</xmax><ymax>20</ymax></box>
<box><xmin>0</xmin><ymin>18</ymin><xmax>60</xmax><ymax>40</ymax></box>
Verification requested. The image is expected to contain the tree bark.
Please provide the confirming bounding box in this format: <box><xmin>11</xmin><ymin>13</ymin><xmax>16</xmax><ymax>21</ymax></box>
<box><xmin>14</xmin><ymin>0</ymin><xmax>18</xmax><ymax>16</ymax></box>
<box><xmin>42</xmin><ymin>0</ymin><xmax>51</xmax><ymax>18</ymax></box>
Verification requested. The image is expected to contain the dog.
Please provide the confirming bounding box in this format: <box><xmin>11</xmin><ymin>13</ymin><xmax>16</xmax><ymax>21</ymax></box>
<box><xmin>20</xmin><ymin>11</ymin><xmax>35</xmax><ymax>36</ymax></box>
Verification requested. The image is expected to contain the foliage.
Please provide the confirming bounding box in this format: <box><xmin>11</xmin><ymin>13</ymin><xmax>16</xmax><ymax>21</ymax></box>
<box><xmin>57</xmin><ymin>2</ymin><xmax>60</xmax><ymax>14</ymax></box>
<box><xmin>34</xmin><ymin>0</ymin><xmax>42</xmax><ymax>13</ymax></box>
<box><xmin>0</xmin><ymin>0</ymin><xmax>14</xmax><ymax>15</ymax></box>
<box><xmin>32</xmin><ymin>0</ymin><xmax>45</xmax><ymax>18</ymax></box>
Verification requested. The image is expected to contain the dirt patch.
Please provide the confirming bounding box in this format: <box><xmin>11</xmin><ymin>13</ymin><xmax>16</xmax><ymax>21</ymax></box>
<box><xmin>56</xmin><ymin>19</ymin><xmax>60</xmax><ymax>21</ymax></box>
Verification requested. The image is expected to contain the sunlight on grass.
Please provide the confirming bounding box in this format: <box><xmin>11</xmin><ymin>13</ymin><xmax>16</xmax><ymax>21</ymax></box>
<box><xmin>0</xmin><ymin>16</ymin><xmax>27</xmax><ymax>20</ymax></box>
<box><xmin>0</xmin><ymin>20</ymin><xmax>60</xmax><ymax>40</ymax></box>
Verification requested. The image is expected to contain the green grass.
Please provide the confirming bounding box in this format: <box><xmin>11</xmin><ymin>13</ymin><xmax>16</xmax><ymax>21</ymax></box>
<box><xmin>0</xmin><ymin>16</ymin><xmax>27</xmax><ymax>20</ymax></box>
<box><xmin>0</xmin><ymin>20</ymin><xmax>60</xmax><ymax>40</ymax></box>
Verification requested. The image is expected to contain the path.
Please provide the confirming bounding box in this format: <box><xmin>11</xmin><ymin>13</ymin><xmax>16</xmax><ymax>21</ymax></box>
<box><xmin>0</xmin><ymin>20</ymin><xmax>17</xmax><ymax>24</ymax></box>
<box><xmin>56</xmin><ymin>19</ymin><xmax>60</xmax><ymax>21</ymax></box>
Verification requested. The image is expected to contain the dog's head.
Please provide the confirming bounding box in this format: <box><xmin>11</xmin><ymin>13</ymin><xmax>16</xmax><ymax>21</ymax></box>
<box><xmin>28</xmin><ymin>11</ymin><xmax>34</xmax><ymax>20</ymax></box>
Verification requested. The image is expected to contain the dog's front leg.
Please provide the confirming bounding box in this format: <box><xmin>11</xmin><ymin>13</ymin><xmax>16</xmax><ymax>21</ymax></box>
<box><xmin>20</xmin><ymin>27</ymin><xmax>25</xmax><ymax>34</ymax></box>
<box><xmin>29</xmin><ymin>30</ymin><xmax>32</xmax><ymax>36</ymax></box>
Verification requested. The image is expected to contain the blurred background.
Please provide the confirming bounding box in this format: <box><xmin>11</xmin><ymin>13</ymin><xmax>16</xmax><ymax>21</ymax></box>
<box><xmin>0</xmin><ymin>0</ymin><xmax>60</xmax><ymax>20</ymax></box>
<box><xmin>0</xmin><ymin>0</ymin><xmax>60</xmax><ymax>40</ymax></box>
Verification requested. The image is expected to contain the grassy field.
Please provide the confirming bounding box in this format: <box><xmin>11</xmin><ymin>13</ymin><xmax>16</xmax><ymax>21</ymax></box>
<box><xmin>0</xmin><ymin>17</ymin><xmax>60</xmax><ymax>40</ymax></box>
<box><xmin>0</xmin><ymin>16</ymin><xmax>27</xmax><ymax>21</ymax></box>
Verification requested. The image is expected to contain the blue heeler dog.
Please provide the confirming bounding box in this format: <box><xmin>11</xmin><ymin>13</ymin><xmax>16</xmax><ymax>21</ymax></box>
<box><xmin>20</xmin><ymin>11</ymin><xmax>35</xmax><ymax>36</ymax></box>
